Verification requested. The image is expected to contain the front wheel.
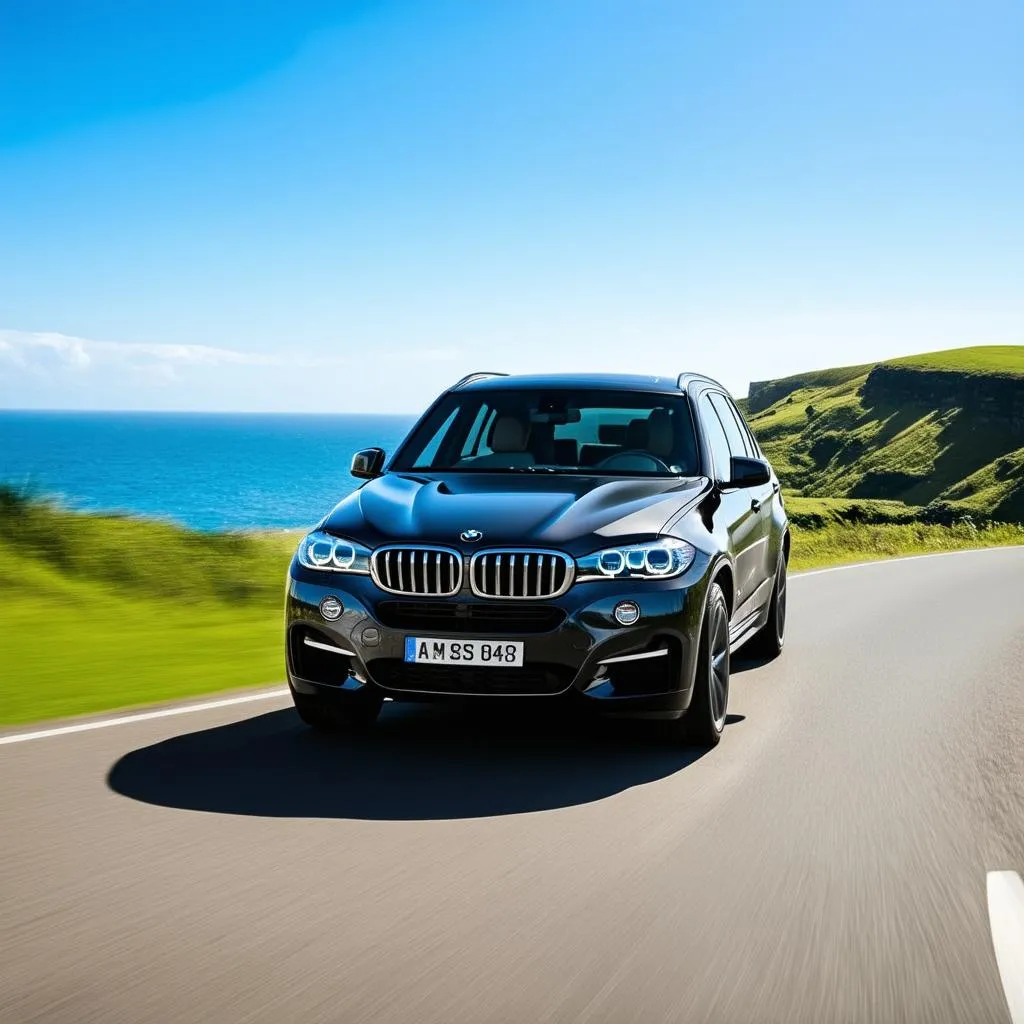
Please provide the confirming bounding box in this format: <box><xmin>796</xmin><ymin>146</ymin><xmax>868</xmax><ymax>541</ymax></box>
<box><xmin>291</xmin><ymin>688</ymin><xmax>382</xmax><ymax>734</ymax></box>
<box><xmin>674</xmin><ymin>581</ymin><xmax>730</xmax><ymax>748</ymax></box>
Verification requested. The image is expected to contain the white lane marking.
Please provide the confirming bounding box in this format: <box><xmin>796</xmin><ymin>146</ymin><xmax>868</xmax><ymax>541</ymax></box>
<box><xmin>792</xmin><ymin>544</ymin><xmax>1023</xmax><ymax>579</ymax></box>
<box><xmin>0</xmin><ymin>689</ymin><xmax>289</xmax><ymax>747</ymax></box>
<box><xmin>1</xmin><ymin>544</ymin><xmax>1021</xmax><ymax>747</ymax></box>
<box><xmin>988</xmin><ymin>870</ymin><xmax>1024</xmax><ymax>1024</ymax></box>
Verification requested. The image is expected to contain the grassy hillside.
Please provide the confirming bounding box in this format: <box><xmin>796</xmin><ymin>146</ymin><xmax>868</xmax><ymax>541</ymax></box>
<box><xmin>1</xmin><ymin>487</ymin><xmax>1021</xmax><ymax>724</ymax></box>
<box><xmin>887</xmin><ymin>345</ymin><xmax>1024</xmax><ymax>375</ymax></box>
<box><xmin>744</xmin><ymin>346</ymin><xmax>1024</xmax><ymax>522</ymax></box>
<box><xmin>0</xmin><ymin>488</ymin><xmax>296</xmax><ymax>723</ymax></box>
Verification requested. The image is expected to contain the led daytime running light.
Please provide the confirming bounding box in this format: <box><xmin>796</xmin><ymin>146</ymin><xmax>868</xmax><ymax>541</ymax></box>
<box><xmin>580</xmin><ymin>538</ymin><xmax>695</xmax><ymax>581</ymax></box>
<box><xmin>297</xmin><ymin>531</ymin><xmax>370</xmax><ymax>573</ymax></box>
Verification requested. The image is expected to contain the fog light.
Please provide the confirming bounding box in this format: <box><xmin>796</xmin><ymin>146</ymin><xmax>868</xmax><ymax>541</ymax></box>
<box><xmin>319</xmin><ymin>596</ymin><xmax>343</xmax><ymax>621</ymax></box>
<box><xmin>614</xmin><ymin>600</ymin><xmax>640</xmax><ymax>626</ymax></box>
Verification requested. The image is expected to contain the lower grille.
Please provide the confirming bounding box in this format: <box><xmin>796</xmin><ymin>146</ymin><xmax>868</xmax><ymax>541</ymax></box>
<box><xmin>368</xmin><ymin>659</ymin><xmax>573</xmax><ymax>696</ymax></box>
<box><xmin>375</xmin><ymin>600</ymin><xmax>566</xmax><ymax>635</ymax></box>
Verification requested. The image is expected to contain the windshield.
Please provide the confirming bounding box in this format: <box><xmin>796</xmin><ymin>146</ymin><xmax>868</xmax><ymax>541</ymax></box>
<box><xmin>391</xmin><ymin>389</ymin><xmax>700</xmax><ymax>476</ymax></box>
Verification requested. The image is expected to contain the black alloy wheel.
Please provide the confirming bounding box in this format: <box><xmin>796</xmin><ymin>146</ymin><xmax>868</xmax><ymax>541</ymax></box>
<box><xmin>751</xmin><ymin>554</ymin><xmax>787</xmax><ymax>659</ymax></box>
<box><xmin>678</xmin><ymin>581</ymin><xmax>730</xmax><ymax>748</ymax></box>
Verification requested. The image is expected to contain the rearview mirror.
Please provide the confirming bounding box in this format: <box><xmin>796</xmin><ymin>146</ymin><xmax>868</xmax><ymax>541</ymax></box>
<box><xmin>727</xmin><ymin>456</ymin><xmax>771</xmax><ymax>488</ymax></box>
<box><xmin>351</xmin><ymin>447</ymin><xmax>386</xmax><ymax>480</ymax></box>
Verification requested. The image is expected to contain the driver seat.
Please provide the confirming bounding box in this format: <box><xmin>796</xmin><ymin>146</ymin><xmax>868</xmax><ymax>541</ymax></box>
<box><xmin>468</xmin><ymin>415</ymin><xmax>535</xmax><ymax>467</ymax></box>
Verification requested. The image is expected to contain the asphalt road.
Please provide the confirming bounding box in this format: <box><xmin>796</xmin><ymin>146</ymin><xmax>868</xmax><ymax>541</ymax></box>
<box><xmin>2</xmin><ymin>548</ymin><xmax>1023</xmax><ymax>1024</ymax></box>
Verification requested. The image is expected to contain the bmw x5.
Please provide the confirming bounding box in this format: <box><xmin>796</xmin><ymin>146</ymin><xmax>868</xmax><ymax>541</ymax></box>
<box><xmin>286</xmin><ymin>372</ymin><xmax>789</xmax><ymax>746</ymax></box>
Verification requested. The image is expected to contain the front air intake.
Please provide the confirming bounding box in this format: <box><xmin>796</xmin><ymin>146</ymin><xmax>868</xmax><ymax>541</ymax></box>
<box><xmin>469</xmin><ymin>549</ymin><xmax>574</xmax><ymax>600</ymax></box>
<box><xmin>370</xmin><ymin>546</ymin><xmax>462</xmax><ymax>597</ymax></box>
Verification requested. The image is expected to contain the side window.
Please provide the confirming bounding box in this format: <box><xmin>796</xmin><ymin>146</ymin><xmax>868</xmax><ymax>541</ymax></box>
<box><xmin>709</xmin><ymin>393</ymin><xmax>749</xmax><ymax>459</ymax></box>
<box><xmin>700</xmin><ymin>397</ymin><xmax>732</xmax><ymax>481</ymax></box>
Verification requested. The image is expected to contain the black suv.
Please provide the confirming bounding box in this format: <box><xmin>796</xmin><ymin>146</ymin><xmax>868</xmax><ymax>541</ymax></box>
<box><xmin>286</xmin><ymin>372</ymin><xmax>789</xmax><ymax>746</ymax></box>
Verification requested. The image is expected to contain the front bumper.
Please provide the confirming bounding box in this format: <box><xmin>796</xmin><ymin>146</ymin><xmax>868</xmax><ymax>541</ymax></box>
<box><xmin>285</xmin><ymin>557</ymin><xmax>711</xmax><ymax>719</ymax></box>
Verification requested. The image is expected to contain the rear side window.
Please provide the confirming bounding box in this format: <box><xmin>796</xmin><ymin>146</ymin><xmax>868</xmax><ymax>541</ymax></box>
<box><xmin>720</xmin><ymin>394</ymin><xmax>760</xmax><ymax>457</ymax></box>
<box><xmin>700</xmin><ymin>397</ymin><xmax>732</xmax><ymax>480</ymax></box>
<box><xmin>709</xmin><ymin>393</ymin><xmax>750</xmax><ymax>458</ymax></box>
<box><xmin>732</xmin><ymin>401</ymin><xmax>762</xmax><ymax>457</ymax></box>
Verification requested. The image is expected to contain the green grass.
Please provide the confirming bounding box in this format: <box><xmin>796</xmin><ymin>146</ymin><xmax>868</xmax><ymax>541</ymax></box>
<box><xmin>782</xmin><ymin>496</ymin><xmax>917</xmax><ymax>529</ymax></box>
<box><xmin>0</xmin><ymin>562</ymin><xmax>284</xmax><ymax>724</ymax></box>
<box><xmin>788</xmin><ymin>521</ymin><xmax>1024</xmax><ymax>571</ymax></box>
<box><xmin>0</xmin><ymin>484</ymin><xmax>296</xmax><ymax>603</ymax></box>
<box><xmin>1</xmin><ymin>489</ymin><xmax>1022</xmax><ymax>725</ymax></box>
<box><xmin>0</xmin><ymin>488</ymin><xmax>296</xmax><ymax>724</ymax></box>
<box><xmin>887</xmin><ymin>345</ymin><xmax>1024</xmax><ymax>376</ymax></box>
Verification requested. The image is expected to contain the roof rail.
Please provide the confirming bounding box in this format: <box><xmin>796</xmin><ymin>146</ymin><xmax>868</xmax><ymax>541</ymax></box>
<box><xmin>676</xmin><ymin>371</ymin><xmax>727</xmax><ymax>392</ymax></box>
<box><xmin>451</xmin><ymin>371</ymin><xmax>509</xmax><ymax>389</ymax></box>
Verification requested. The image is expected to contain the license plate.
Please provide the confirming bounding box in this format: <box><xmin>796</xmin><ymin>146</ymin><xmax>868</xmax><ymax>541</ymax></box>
<box><xmin>404</xmin><ymin>637</ymin><xmax>524</xmax><ymax>668</ymax></box>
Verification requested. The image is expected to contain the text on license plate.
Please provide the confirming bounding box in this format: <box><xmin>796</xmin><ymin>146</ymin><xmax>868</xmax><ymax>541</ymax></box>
<box><xmin>404</xmin><ymin>637</ymin><xmax>524</xmax><ymax>667</ymax></box>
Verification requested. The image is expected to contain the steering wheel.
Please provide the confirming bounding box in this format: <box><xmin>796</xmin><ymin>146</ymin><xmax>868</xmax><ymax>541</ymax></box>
<box><xmin>594</xmin><ymin>451</ymin><xmax>672</xmax><ymax>473</ymax></box>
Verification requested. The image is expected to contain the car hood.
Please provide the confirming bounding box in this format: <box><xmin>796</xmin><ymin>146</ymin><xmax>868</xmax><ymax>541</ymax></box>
<box><xmin>321</xmin><ymin>472</ymin><xmax>708</xmax><ymax>550</ymax></box>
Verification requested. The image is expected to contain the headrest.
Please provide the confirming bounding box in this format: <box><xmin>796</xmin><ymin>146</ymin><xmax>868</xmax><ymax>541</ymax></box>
<box><xmin>598</xmin><ymin>423</ymin><xmax>628</xmax><ymax>445</ymax></box>
<box><xmin>491</xmin><ymin>415</ymin><xmax>529</xmax><ymax>453</ymax></box>
<box><xmin>625</xmin><ymin>417</ymin><xmax>648</xmax><ymax>449</ymax></box>
<box><xmin>647</xmin><ymin>408</ymin><xmax>674</xmax><ymax>458</ymax></box>
<box><xmin>625</xmin><ymin>410</ymin><xmax>674</xmax><ymax>458</ymax></box>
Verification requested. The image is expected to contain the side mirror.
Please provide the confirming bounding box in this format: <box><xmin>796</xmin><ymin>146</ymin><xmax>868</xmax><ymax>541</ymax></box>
<box><xmin>351</xmin><ymin>447</ymin><xmax>386</xmax><ymax>480</ymax></box>
<box><xmin>727</xmin><ymin>455</ymin><xmax>771</xmax><ymax>488</ymax></box>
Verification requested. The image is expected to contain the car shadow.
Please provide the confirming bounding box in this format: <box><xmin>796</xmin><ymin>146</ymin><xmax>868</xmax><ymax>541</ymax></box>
<box><xmin>731</xmin><ymin>651</ymin><xmax>776</xmax><ymax>674</ymax></box>
<box><xmin>107</xmin><ymin>703</ymin><xmax>721</xmax><ymax>821</ymax></box>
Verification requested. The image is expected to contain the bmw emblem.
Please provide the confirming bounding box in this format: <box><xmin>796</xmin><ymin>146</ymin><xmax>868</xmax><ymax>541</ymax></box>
<box><xmin>460</xmin><ymin>528</ymin><xmax>483</xmax><ymax>543</ymax></box>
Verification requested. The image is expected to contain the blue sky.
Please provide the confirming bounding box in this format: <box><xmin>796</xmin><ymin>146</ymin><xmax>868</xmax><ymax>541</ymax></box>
<box><xmin>1</xmin><ymin>0</ymin><xmax>1021</xmax><ymax>412</ymax></box>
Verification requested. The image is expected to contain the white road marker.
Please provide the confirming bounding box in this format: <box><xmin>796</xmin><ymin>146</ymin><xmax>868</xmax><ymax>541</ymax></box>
<box><xmin>0</xmin><ymin>688</ymin><xmax>289</xmax><ymax>747</ymax></box>
<box><xmin>0</xmin><ymin>545</ymin><xmax>1021</xmax><ymax>747</ymax></box>
<box><xmin>988</xmin><ymin>870</ymin><xmax>1024</xmax><ymax>1024</ymax></box>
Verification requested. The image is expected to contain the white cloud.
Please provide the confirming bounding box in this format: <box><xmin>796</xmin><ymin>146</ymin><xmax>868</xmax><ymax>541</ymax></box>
<box><xmin>0</xmin><ymin>330</ymin><xmax>459</xmax><ymax>376</ymax></box>
<box><xmin>0</xmin><ymin>329</ymin><xmax>464</xmax><ymax>411</ymax></box>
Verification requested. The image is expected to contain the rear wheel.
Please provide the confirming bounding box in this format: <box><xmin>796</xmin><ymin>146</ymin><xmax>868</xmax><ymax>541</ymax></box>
<box><xmin>291</xmin><ymin>688</ymin><xmax>382</xmax><ymax>734</ymax></box>
<box><xmin>675</xmin><ymin>581</ymin><xmax>730</xmax><ymax>748</ymax></box>
<box><xmin>749</xmin><ymin>554</ymin><xmax>787</xmax><ymax>659</ymax></box>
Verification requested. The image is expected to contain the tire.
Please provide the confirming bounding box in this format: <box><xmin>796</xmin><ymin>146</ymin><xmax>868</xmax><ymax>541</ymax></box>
<box><xmin>291</xmin><ymin>688</ymin><xmax>382</xmax><ymax>734</ymax></box>
<box><xmin>676</xmin><ymin>581</ymin><xmax>730</xmax><ymax>748</ymax></box>
<box><xmin>749</xmin><ymin>554</ymin><xmax>787</xmax><ymax>659</ymax></box>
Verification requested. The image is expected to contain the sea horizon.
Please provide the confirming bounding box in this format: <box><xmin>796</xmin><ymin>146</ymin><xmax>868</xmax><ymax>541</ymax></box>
<box><xmin>0</xmin><ymin>409</ymin><xmax>418</xmax><ymax>532</ymax></box>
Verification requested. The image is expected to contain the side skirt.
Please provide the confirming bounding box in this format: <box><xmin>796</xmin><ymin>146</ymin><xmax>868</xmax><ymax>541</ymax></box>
<box><xmin>729</xmin><ymin>600</ymin><xmax>772</xmax><ymax>653</ymax></box>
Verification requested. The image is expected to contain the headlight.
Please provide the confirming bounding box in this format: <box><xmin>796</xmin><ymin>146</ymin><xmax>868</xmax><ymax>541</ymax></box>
<box><xmin>296</xmin><ymin>531</ymin><xmax>371</xmax><ymax>574</ymax></box>
<box><xmin>576</xmin><ymin>538</ymin><xmax>696</xmax><ymax>581</ymax></box>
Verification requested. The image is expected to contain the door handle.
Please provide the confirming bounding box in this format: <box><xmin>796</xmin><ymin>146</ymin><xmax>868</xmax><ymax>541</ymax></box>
<box><xmin>751</xmin><ymin>498</ymin><xmax>761</xmax><ymax>512</ymax></box>
<box><xmin>772</xmin><ymin>481</ymin><xmax>780</xmax><ymax>494</ymax></box>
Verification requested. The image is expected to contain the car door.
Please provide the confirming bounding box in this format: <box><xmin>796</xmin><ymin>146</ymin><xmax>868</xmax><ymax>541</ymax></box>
<box><xmin>699</xmin><ymin>394</ymin><xmax>768</xmax><ymax>632</ymax></box>
<box><xmin>710</xmin><ymin>392</ymin><xmax>776</xmax><ymax>599</ymax></box>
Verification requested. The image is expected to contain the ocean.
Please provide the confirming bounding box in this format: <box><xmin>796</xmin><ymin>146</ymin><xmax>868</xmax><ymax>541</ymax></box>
<box><xmin>0</xmin><ymin>411</ymin><xmax>418</xmax><ymax>532</ymax></box>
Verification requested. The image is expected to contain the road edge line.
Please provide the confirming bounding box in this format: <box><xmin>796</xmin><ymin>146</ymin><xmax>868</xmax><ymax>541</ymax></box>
<box><xmin>0</xmin><ymin>688</ymin><xmax>289</xmax><ymax>747</ymax></box>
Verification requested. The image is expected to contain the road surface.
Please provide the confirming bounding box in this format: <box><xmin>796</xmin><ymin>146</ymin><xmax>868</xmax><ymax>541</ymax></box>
<box><xmin>2</xmin><ymin>548</ymin><xmax>1023</xmax><ymax>1023</ymax></box>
